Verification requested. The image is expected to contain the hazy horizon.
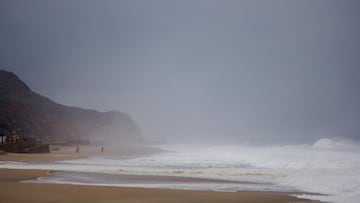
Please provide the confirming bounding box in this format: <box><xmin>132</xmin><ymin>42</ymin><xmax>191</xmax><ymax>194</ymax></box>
<box><xmin>1</xmin><ymin>0</ymin><xmax>360</xmax><ymax>144</ymax></box>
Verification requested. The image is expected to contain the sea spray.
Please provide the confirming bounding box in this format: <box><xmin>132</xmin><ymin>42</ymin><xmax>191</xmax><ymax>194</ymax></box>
<box><xmin>1</xmin><ymin>138</ymin><xmax>360</xmax><ymax>203</ymax></box>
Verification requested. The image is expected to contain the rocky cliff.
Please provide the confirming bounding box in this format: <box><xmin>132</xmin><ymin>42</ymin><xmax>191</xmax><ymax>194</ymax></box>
<box><xmin>0</xmin><ymin>70</ymin><xmax>143</xmax><ymax>145</ymax></box>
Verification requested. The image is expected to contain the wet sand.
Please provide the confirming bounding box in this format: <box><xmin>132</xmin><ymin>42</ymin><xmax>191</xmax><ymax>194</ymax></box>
<box><xmin>0</xmin><ymin>169</ymin><xmax>315</xmax><ymax>203</ymax></box>
<box><xmin>0</xmin><ymin>146</ymin><xmax>316</xmax><ymax>203</ymax></box>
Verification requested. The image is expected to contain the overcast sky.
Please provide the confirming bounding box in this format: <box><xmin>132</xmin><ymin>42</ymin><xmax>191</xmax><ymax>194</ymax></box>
<box><xmin>1</xmin><ymin>0</ymin><xmax>359</xmax><ymax>144</ymax></box>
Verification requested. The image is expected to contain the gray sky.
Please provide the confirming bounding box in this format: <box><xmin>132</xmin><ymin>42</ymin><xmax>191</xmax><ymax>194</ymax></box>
<box><xmin>1</xmin><ymin>0</ymin><xmax>359</xmax><ymax>144</ymax></box>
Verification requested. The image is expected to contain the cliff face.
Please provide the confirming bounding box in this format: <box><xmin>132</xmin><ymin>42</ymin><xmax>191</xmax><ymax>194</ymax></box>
<box><xmin>0</xmin><ymin>70</ymin><xmax>143</xmax><ymax>145</ymax></box>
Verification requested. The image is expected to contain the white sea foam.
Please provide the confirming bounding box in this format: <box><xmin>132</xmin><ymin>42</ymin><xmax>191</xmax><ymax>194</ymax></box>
<box><xmin>1</xmin><ymin>138</ymin><xmax>359</xmax><ymax>203</ymax></box>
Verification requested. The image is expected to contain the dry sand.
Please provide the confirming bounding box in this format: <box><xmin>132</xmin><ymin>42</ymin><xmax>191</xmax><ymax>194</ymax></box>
<box><xmin>0</xmin><ymin>144</ymin><xmax>160</xmax><ymax>162</ymax></box>
<box><xmin>0</xmin><ymin>146</ymin><xmax>316</xmax><ymax>203</ymax></box>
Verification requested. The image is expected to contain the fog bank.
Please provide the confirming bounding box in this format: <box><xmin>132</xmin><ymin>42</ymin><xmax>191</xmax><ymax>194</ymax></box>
<box><xmin>1</xmin><ymin>0</ymin><xmax>360</xmax><ymax>144</ymax></box>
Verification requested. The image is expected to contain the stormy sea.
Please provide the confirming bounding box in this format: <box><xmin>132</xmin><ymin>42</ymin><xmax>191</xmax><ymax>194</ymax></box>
<box><xmin>1</xmin><ymin>138</ymin><xmax>360</xmax><ymax>203</ymax></box>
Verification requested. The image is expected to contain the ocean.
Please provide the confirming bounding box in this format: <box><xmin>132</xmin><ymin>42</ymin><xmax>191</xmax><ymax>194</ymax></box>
<box><xmin>1</xmin><ymin>138</ymin><xmax>360</xmax><ymax>203</ymax></box>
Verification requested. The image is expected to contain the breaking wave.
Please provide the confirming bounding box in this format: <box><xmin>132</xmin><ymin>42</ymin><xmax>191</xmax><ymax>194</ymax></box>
<box><xmin>1</xmin><ymin>138</ymin><xmax>360</xmax><ymax>203</ymax></box>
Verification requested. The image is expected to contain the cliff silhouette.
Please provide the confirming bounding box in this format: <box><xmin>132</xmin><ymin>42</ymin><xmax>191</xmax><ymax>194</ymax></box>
<box><xmin>0</xmin><ymin>70</ymin><xmax>142</xmax><ymax>145</ymax></box>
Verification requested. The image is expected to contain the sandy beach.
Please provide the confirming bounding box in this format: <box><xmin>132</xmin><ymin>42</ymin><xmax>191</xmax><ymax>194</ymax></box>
<box><xmin>0</xmin><ymin>146</ymin><xmax>316</xmax><ymax>203</ymax></box>
<box><xmin>0</xmin><ymin>144</ymin><xmax>160</xmax><ymax>162</ymax></box>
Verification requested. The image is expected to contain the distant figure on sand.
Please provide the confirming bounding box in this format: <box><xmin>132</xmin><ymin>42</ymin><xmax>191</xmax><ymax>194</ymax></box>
<box><xmin>75</xmin><ymin>146</ymin><xmax>79</xmax><ymax>153</ymax></box>
<box><xmin>101</xmin><ymin>146</ymin><xmax>104</xmax><ymax>153</ymax></box>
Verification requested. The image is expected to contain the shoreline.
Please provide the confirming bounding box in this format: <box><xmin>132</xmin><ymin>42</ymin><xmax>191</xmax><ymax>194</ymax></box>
<box><xmin>0</xmin><ymin>168</ymin><xmax>317</xmax><ymax>203</ymax></box>
<box><xmin>0</xmin><ymin>144</ymin><xmax>161</xmax><ymax>162</ymax></box>
<box><xmin>0</xmin><ymin>145</ymin><xmax>320</xmax><ymax>202</ymax></box>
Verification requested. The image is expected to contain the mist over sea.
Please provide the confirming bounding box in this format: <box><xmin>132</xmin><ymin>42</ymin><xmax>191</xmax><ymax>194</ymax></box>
<box><xmin>1</xmin><ymin>138</ymin><xmax>359</xmax><ymax>203</ymax></box>
<box><xmin>1</xmin><ymin>1</ymin><xmax>360</xmax><ymax>203</ymax></box>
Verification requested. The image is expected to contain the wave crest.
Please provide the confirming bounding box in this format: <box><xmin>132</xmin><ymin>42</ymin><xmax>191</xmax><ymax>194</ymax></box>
<box><xmin>312</xmin><ymin>138</ymin><xmax>359</xmax><ymax>150</ymax></box>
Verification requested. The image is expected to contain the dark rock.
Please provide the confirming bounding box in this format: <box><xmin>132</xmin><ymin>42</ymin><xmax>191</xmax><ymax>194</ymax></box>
<box><xmin>0</xmin><ymin>70</ymin><xmax>143</xmax><ymax>146</ymax></box>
